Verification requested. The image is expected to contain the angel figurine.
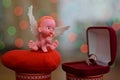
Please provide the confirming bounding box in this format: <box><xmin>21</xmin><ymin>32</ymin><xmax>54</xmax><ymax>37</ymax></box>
<box><xmin>27</xmin><ymin>5</ymin><xmax>69</xmax><ymax>52</ymax></box>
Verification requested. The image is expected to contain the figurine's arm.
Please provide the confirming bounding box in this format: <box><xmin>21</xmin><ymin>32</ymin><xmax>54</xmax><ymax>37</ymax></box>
<box><xmin>46</xmin><ymin>36</ymin><xmax>59</xmax><ymax>50</ymax></box>
<box><xmin>28</xmin><ymin>40</ymin><xmax>38</xmax><ymax>51</ymax></box>
<box><xmin>46</xmin><ymin>37</ymin><xmax>52</xmax><ymax>44</ymax></box>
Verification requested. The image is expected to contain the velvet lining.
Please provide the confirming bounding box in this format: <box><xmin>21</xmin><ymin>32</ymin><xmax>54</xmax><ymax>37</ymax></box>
<box><xmin>87</xmin><ymin>27</ymin><xmax>117</xmax><ymax>66</ymax></box>
<box><xmin>62</xmin><ymin>27</ymin><xmax>117</xmax><ymax>76</ymax></box>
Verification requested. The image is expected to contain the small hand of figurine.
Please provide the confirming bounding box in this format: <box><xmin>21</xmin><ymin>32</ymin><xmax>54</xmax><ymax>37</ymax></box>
<box><xmin>28</xmin><ymin>5</ymin><xmax>69</xmax><ymax>52</ymax></box>
<box><xmin>28</xmin><ymin>40</ymin><xmax>38</xmax><ymax>51</ymax></box>
<box><xmin>47</xmin><ymin>40</ymin><xmax>59</xmax><ymax>50</ymax></box>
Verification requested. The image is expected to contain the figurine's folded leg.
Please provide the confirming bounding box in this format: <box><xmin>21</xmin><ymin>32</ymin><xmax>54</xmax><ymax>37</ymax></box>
<box><xmin>32</xmin><ymin>46</ymin><xmax>38</xmax><ymax>51</ymax></box>
<box><xmin>47</xmin><ymin>40</ymin><xmax>59</xmax><ymax>50</ymax></box>
<box><xmin>41</xmin><ymin>46</ymin><xmax>48</xmax><ymax>52</ymax></box>
<box><xmin>28</xmin><ymin>40</ymin><xmax>38</xmax><ymax>51</ymax></box>
<box><xmin>47</xmin><ymin>44</ymin><xmax>54</xmax><ymax>50</ymax></box>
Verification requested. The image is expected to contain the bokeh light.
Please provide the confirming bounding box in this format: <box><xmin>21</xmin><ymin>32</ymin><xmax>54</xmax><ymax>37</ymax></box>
<box><xmin>7</xmin><ymin>26</ymin><xmax>16</xmax><ymax>36</ymax></box>
<box><xmin>19</xmin><ymin>20</ymin><xmax>28</xmax><ymax>30</ymax></box>
<box><xmin>51</xmin><ymin>13</ymin><xmax>58</xmax><ymax>19</ymax></box>
<box><xmin>80</xmin><ymin>43</ymin><xmax>88</xmax><ymax>54</ymax></box>
<box><xmin>14</xmin><ymin>6</ymin><xmax>23</xmax><ymax>16</ymax></box>
<box><xmin>0</xmin><ymin>41</ymin><xmax>5</xmax><ymax>50</ymax></box>
<box><xmin>68</xmin><ymin>32</ymin><xmax>77</xmax><ymax>42</ymax></box>
<box><xmin>14</xmin><ymin>38</ymin><xmax>24</xmax><ymax>48</ymax></box>
<box><xmin>50</xmin><ymin>0</ymin><xmax>58</xmax><ymax>3</ymax></box>
<box><xmin>116</xmin><ymin>0</ymin><xmax>120</xmax><ymax>10</ymax></box>
<box><xmin>2</xmin><ymin>0</ymin><xmax>11</xmax><ymax>8</ymax></box>
<box><xmin>112</xmin><ymin>23</ymin><xmax>120</xmax><ymax>31</ymax></box>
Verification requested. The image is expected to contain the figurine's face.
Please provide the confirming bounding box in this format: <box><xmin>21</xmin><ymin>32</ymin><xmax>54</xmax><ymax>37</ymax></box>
<box><xmin>39</xmin><ymin>19</ymin><xmax>55</xmax><ymax>37</ymax></box>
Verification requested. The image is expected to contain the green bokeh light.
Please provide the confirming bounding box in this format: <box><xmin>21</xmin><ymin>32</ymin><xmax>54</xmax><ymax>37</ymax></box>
<box><xmin>7</xmin><ymin>26</ymin><xmax>16</xmax><ymax>36</ymax></box>
<box><xmin>2</xmin><ymin>0</ymin><xmax>11</xmax><ymax>8</ymax></box>
<box><xmin>0</xmin><ymin>41</ymin><xmax>5</xmax><ymax>50</ymax></box>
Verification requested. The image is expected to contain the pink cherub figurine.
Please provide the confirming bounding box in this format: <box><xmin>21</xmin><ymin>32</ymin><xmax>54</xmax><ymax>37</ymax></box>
<box><xmin>28</xmin><ymin>16</ymin><xmax>58</xmax><ymax>52</ymax></box>
<box><xmin>27</xmin><ymin>6</ymin><xmax>69</xmax><ymax>52</ymax></box>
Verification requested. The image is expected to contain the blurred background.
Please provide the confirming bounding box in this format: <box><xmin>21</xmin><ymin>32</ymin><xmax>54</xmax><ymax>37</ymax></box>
<box><xmin>0</xmin><ymin>0</ymin><xmax>120</xmax><ymax>80</ymax></box>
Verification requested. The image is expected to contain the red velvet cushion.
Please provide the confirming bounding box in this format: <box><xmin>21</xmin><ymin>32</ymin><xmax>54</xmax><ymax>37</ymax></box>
<box><xmin>62</xmin><ymin>61</ymin><xmax>110</xmax><ymax>76</ymax></box>
<box><xmin>1</xmin><ymin>50</ymin><xmax>61</xmax><ymax>73</ymax></box>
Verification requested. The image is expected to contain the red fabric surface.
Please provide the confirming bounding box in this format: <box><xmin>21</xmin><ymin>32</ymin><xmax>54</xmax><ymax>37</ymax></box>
<box><xmin>62</xmin><ymin>61</ymin><xmax>110</xmax><ymax>76</ymax></box>
<box><xmin>16</xmin><ymin>73</ymin><xmax>51</xmax><ymax>80</ymax></box>
<box><xmin>1</xmin><ymin>50</ymin><xmax>61</xmax><ymax>73</ymax></box>
<box><xmin>66</xmin><ymin>73</ymin><xmax>103</xmax><ymax>80</ymax></box>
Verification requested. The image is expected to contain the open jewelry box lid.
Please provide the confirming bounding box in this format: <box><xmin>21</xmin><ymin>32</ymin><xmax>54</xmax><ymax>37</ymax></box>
<box><xmin>87</xmin><ymin>26</ymin><xmax>117</xmax><ymax>66</ymax></box>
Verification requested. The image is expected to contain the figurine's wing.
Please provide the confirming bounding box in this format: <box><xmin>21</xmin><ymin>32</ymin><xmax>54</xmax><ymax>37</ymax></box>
<box><xmin>55</xmin><ymin>26</ymin><xmax>70</xmax><ymax>37</ymax></box>
<box><xmin>28</xmin><ymin>5</ymin><xmax>38</xmax><ymax>36</ymax></box>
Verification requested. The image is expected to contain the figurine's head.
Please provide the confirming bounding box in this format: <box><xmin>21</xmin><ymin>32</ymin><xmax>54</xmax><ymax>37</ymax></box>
<box><xmin>38</xmin><ymin>16</ymin><xmax>56</xmax><ymax>37</ymax></box>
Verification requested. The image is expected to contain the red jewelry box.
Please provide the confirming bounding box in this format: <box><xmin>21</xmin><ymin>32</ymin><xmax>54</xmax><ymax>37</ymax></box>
<box><xmin>62</xmin><ymin>26</ymin><xmax>117</xmax><ymax>80</ymax></box>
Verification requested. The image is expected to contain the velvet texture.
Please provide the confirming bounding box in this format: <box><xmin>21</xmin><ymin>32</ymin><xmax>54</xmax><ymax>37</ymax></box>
<box><xmin>62</xmin><ymin>61</ymin><xmax>110</xmax><ymax>76</ymax></box>
<box><xmin>62</xmin><ymin>27</ymin><xmax>117</xmax><ymax>76</ymax></box>
<box><xmin>66</xmin><ymin>73</ymin><xmax>103</xmax><ymax>80</ymax></box>
<box><xmin>87</xmin><ymin>27</ymin><xmax>117</xmax><ymax>66</ymax></box>
<box><xmin>16</xmin><ymin>73</ymin><xmax>51</xmax><ymax>80</ymax></box>
<box><xmin>1</xmin><ymin>50</ymin><xmax>61</xmax><ymax>73</ymax></box>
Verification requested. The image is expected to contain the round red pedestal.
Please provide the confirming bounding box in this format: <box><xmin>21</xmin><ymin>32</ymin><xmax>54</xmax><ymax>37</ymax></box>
<box><xmin>16</xmin><ymin>73</ymin><xmax>51</xmax><ymax>80</ymax></box>
<box><xmin>66</xmin><ymin>73</ymin><xmax>103</xmax><ymax>80</ymax></box>
<box><xmin>1</xmin><ymin>50</ymin><xmax>61</xmax><ymax>80</ymax></box>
